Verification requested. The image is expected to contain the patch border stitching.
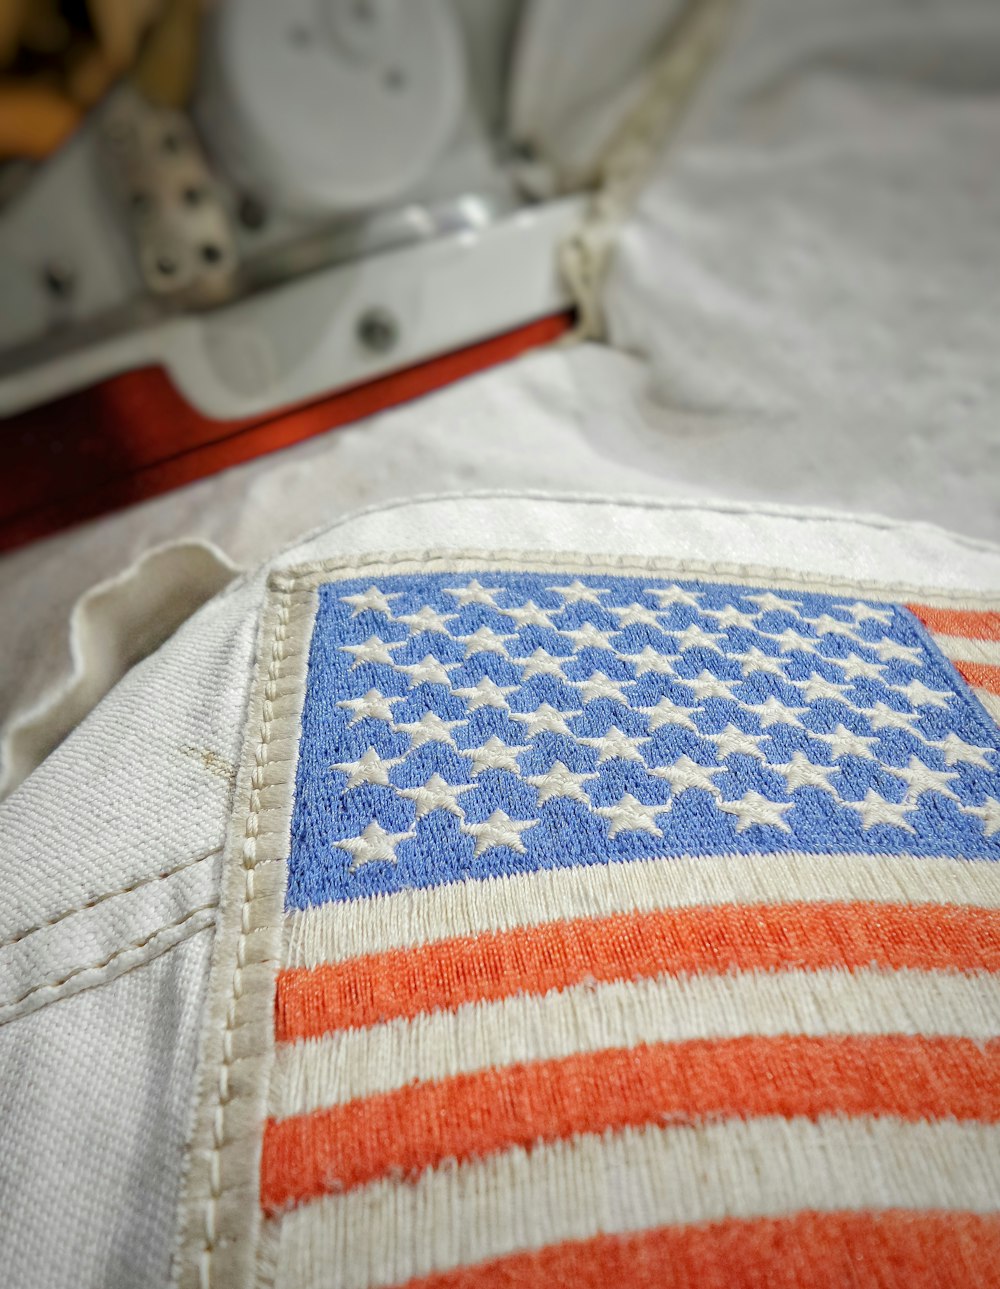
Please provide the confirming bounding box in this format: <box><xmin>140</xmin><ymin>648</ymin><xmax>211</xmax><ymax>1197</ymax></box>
<box><xmin>174</xmin><ymin>547</ymin><xmax>1000</xmax><ymax>1289</ymax></box>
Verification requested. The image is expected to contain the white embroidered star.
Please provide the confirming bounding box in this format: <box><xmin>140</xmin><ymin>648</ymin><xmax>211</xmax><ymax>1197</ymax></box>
<box><xmin>335</xmin><ymin>821</ymin><xmax>413</xmax><ymax>870</ymax></box>
<box><xmin>342</xmin><ymin>635</ymin><xmax>405</xmax><ymax>668</ymax></box>
<box><xmin>331</xmin><ymin>747</ymin><xmax>403</xmax><ymax>789</ymax></box>
<box><xmin>398</xmin><ymin>774</ymin><xmax>471</xmax><ymax>819</ymax></box>
<box><xmin>569</xmin><ymin>671</ymin><xmax>631</xmax><ymax>706</ymax></box>
<box><xmin>744</xmin><ymin>697</ymin><xmax>807</xmax><ymax>728</ymax></box>
<box><xmin>930</xmin><ymin>733</ymin><xmax>995</xmax><ymax>769</ymax></box>
<box><xmin>444</xmin><ymin>579</ymin><xmax>503</xmax><ymax>607</ymax></box>
<box><xmin>808</xmin><ymin>614</ymin><xmax>861</xmax><ymax>640</ymax></box>
<box><xmin>398</xmin><ymin>654</ymin><xmax>454</xmax><ymax>687</ymax></box>
<box><xmin>961</xmin><ymin>797</ymin><xmax>1000</xmax><ymax>837</ymax></box>
<box><xmin>646</xmin><ymin>585</ymin><xmax>701</xmax><ymax>608</ymax></box>
<box><xmin>628</xmin><ymin>646</ymin><xmax>678</xmax><ymax>677</ymax></box>
<box><xmin>500</xmin><ymin>600</ymin><xmax>558</xmax><ymax>630</ymax></box>
<box><xmin>846</xmin><ymin>790</ymin><xmax>916</xmax><ymax>832</ymax></box>
<box><xmin>834</xmin><ymin>601</ymin><xmax>894</xmax><ymax>627</ymax></box>
<box><xmin>870</xmin><ymin>639</ymin><xmax>925</xmax><ymax>666</ymax></box>
<box><xmin>718</xmin><ymin>792</ymin><xmax>793</xmax><ymax>833</ymax></box>
<box><xmin>649</xmin><ymin>755</ymin><xmax>725</xmax><ymax>795</ymax></box>
<box><xmin>674</xmin><ymin>623</ymin><xmax>726</xmax><ymax>654</ymax></box>
<box><xmin>518</xmin><ymin>648</ymin><xmax>569</xmax><ymax>680</ymax></box>
<box><xmin>707</xmin><ymin>724</ymin><xmax>768</xmax><ymax>761</ymax></box>
<box><xmin>746</xmin><ymin>592</ymin><xmax>803</xmax><ymax>617</ymax></box>
<box><xmin>393</xmin><ymin>711</ymin><xmax>463</xmax><ymax>748</ymax></box>
<box><xmin>461</xmin><ymin>810</ymin><xmax>537</xmax><ymax>857</ymax></box>
<box><xmin>396</xmin><ymin>605</ymin><xmax>457</xmax><ymax>636</ymax></box>
<box><xmin>464</xmin><ymin>736</ymin><xmax>527</xmax><ymax>775</ymax></box>
<box><xmin>640</xmin><ymin>696</ymin><xmax>700</xmax><ymax>733</ymax></box>
<box><xmin>340</xmin><ymin>586</ymin><xmax>401</xmax><ymax>617</ymax></box>
<box><xmin>509</xmin><ymin>703</ymin><xmax>576</xmax><ymax>738</ymax></box>
<box><xmin>739</xmin><ymin>647</ymin><xmax>789</xmax><ymax>679</ymax></box>
<box><xmin>892</xmin><ymin>678</ymin><xmax>953</xmax><ymax>709</ymax></box>
<box><xmin>593</xmin><ymin>793</ymin><xmax>667</xmax><ymax>838</ymax></box>
<box><xmin>776</xmin><ymin>752</ymin><xmax>840</xmax><ymax>796</ymax></box>
<box><xmin>338</xmin><ymin>689</ymin><xmax>404</xmax><ymax>726</ymax></box>
<box><xmin>607</xmin><ymin>602</ymin><xmax>663</xmax><ymax>630</ymax></box>
<box><xmin>811</xmin><ymin>723</ymin><xmax>878</xmax><ymax>760</ymax></box>
<box><xmin>765</xmin><ymin>628</ymin><xmax>821</xmax><ymax>656</ymax></box>
<box><xmin>794</xmin><ymin>674</ymin><xmax>857</xmax><ymax>704</ymax></box>
<box><xmin>525</xmin><ymin>759</ymin><xmax>596</xmax><ymax>805</ymax></box>
<box><xmin>686</xmin><ymin>670</ymin><xmax>743</xmax><ymax>701</ymax></box>
<box><xmin>837</xmin><ymin>653</ymin><xmax>889</xmax><ymax>683</ymax></box>
<box><xmin>460</xmin><ymin>626</ymin><xmax>515</xmax><ymax>657</ymax></box>
<box><xmin>702</xmin><ymin>605</ymin><xmax>760</xmax><ymax>631</ymax></box>
<box><xmin>560</xmin><ymin>622</ymin><xmax>614</xmax><ymax>652</ymax></box>
<box><xmin>889</xmin><ymin>755</ymin><xmax>959</xmax><ymax>803</ymax></box>
<box><xmin>862</xmin><ymin>702</ymin><xmax>923</xmax><ymax>736</ymax></box>
<box><xmin>453</xmin><ymin>676</ymin><xmax>516</xmax><ymax>710</ymax></box>
<box><xmin>578</xmin><ymin>724</ymin><xmax>649</xmax><ymax>763</ymax></box>
<box><xmin>549</xmin><ymin>579</ymin><xmax>608</xmax><ymax>606</ymax></box>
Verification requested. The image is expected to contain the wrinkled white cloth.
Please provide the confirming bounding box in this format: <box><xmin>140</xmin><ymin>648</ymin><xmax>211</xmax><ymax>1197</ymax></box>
<box><xmin>4</xmin><ymin>0</ymin><xmax>1000</xmax><ymax>788</ymax></box>
<box><xmin>604</xmin><ymin>0</ymin><xmax>1000</xmax><ymax>536</ymax></box>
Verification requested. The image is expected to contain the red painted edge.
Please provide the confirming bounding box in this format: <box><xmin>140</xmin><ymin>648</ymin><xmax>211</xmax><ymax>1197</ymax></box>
<box><xmin>0</xmin><ymin>311</ymin><xmax>573</xmax><ymax>553</ymax></box>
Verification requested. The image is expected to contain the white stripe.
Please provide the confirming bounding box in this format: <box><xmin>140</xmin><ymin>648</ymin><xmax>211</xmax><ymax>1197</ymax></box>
<box><xmin>269</xmin><ymin>1117</ymin><xmax>1000</xmax><ymax>1289</ymax></box>
<box><xmin>269</xmin><ymin>967</ymin><xmax>1000</xmax><ymax>1118</ymax></box>
<box><xmin>973</xmin><ymin>687</ymin><xmax>1000</xmax><ymax>724</ymax></box>
<box><xmin>933</xmin><ymin>633</ymin><xmax>1000</xmax><ymax>667</ymax></box>
<box><xmin>283</xmin><ymin>852</ymin><xmax>1000</xmax><ymax>967</ymax></box>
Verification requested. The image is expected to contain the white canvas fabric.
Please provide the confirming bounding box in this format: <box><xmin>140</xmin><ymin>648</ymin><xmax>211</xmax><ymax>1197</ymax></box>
<box><xmin>3</xmin><ymin>491</ymin><xmax>1000</xmax><ymax>1288</ymax></box>
<box><xmin>603</xmin><ymin>0</ymin><xmax>1000</xmax><ymax>535</ymax></box>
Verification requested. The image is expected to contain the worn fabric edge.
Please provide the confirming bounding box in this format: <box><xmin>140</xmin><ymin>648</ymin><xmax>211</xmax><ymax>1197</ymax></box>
<box><xmin>173</xmin><ymin>582</ymin><xmax>318</xmax><ymax>1289</ymax></box>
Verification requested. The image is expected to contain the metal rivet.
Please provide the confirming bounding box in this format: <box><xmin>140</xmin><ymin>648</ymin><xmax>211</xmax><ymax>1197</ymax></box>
<box><xmin>42</xmin><ymin>260</ymin><xmax>75</xmax><ymax>299</ymax></box>
<box><xmin>238</xmin><ymin>193</ymin><xmax>268</xmax><ymax>231</ymax></box>
<box><xmin>357</xmin><ymin>307</ymin><xmax>399</xmax><ymax>353</ymax></box>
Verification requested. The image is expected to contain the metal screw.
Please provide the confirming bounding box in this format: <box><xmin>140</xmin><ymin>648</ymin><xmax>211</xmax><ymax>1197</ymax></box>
<box><xmin>356</xmin><ymin>307</ymin><xmax>399</xmax><ymax>354</ymax></box>
<box><xmin>42</xmin><ymin>260</ymin><xmax>75</xmax><ymax>300</ymax></box>
<box><xmin>238</xmin><ymin>193</ymin><xmax>268</xmax><ymax>231</ymax></box>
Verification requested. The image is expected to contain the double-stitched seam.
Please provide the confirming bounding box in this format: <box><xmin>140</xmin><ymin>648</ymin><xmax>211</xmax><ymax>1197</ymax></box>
<box><xmin>0</xmin><ymin>845</ymin><xmax>223</xmax><ymax>950</ymax></box>
<box><xmin>0</xmin><ymin>902</ymin><xmax>219</xmax><ymax>1022</ymax></box>
<box><xmin>273</xmin><ymin>548</ymin><xmax>1000</xmax><ymax>610</ymax></box>
<box><xmin>181</xmin><ymin>583</ymin><xmax>314</xmax><ymax>1289</ymax></box>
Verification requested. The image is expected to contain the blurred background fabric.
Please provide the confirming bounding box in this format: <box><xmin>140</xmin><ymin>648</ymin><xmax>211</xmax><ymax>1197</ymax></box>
<box><xmin>1</xmin><ymin>0</ymin><xmax>999</xmax><ymax>794</ymax></box>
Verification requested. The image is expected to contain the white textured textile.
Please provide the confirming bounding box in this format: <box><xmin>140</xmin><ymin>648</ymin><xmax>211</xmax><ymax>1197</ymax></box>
<box><xmin>604</xmin><ymin>0</ymin><xmax>1000</xmax><ymax>536</ymax></box>
<box><xmin>3</xmin><ymin>491</ymin><xmax>1000</xmax><ymax>1288</ymax></box>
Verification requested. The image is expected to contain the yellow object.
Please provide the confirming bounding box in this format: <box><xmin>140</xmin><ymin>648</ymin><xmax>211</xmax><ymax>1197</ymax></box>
<box><xmin>0</xmin><ymin>0</ymin><xmax>200</xmax><ymax>159</ymax></box>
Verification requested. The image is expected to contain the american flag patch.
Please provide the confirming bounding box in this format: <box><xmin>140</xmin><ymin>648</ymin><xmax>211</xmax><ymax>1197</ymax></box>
<box><xmin>179</xmin><ymin>558</ymin><xmax>1000</xmax><ymax>1289</ymax></box>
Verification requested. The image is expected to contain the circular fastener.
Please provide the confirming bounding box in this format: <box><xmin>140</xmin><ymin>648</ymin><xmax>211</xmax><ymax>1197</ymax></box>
<box><xmin>356</xmin><ymin>307</ymin><xmax>399</xmax><ymax>354</ymax></box>
<box><xmin>238</xmin><ymin>193</ymin><xmax>268</xmax><ymax>230</ymax></box>
<box><xmin>42</xmin><ymin>260</ymin><xmax>75</xmax><ymax>299</ymax></box>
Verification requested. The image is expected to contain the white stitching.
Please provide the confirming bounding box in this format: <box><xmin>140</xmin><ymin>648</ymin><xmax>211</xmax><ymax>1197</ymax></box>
<box><xmin>0</xmin><ymin>902</ymin><xmax>219</xmax><ymax>1018</ymax></box>
<box><xmin>201</xmin><ymin>587</ymin><xmax>292</xmax><ymax>1284</ymax></box>
<box><xmin>0</xmin><ymin>845</ymin><xmax>223</xmax><ymax>950</ymax></box>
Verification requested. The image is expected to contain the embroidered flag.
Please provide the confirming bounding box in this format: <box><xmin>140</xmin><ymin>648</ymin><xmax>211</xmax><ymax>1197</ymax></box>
<box><xmin>194</xmin><ymin>563</ymin><xmax>1000</xmax><ymax>1289</ymax></box>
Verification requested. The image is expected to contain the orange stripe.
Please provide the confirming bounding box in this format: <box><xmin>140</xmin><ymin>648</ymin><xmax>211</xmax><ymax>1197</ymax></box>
<box><xmin>0</xmin><ymin>313</ymin><xmax>571</xmax><ymax>553</ymax></box>
<box><xmin>953</xmin><ymin>659</ymin><xmax>1000</xmax><ymax>698</ymax></box>
<box><xmin>260</xmin><ymin>1035</ymin><xmax>1000</xmax><ymax>1211</ymax></box>
<box><xmin>907</xmin><ymin>604</ymin><xmax>1000</xmax><ymax>642</ymax></box>
<box><xmin>275</xmin><ymin>902</ymin><xmax>1000</xmax><ymax>1041</ymax></box>
<box><xmin>393</xmin><ymin>1211</ymin><xmax>1000</xmax><ymax>1289</ymax></box>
